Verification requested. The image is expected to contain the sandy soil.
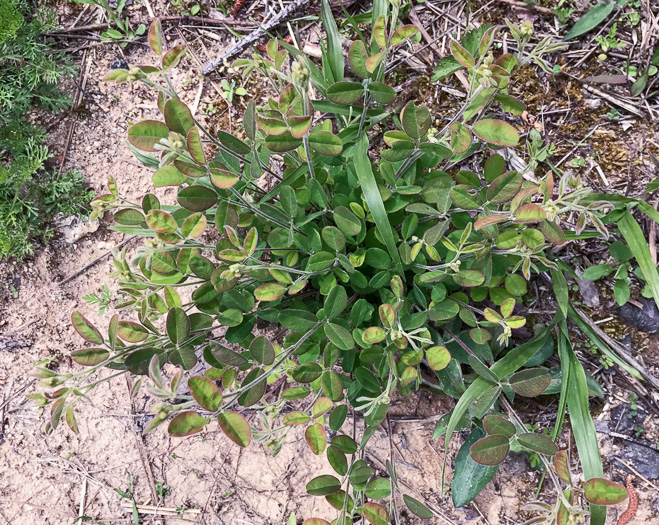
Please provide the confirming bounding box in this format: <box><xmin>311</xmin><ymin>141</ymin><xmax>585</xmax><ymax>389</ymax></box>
<box><xmin>1</xmin><ymin>1</ymin><xmax>659</xmax><ymax>524</ymax></box>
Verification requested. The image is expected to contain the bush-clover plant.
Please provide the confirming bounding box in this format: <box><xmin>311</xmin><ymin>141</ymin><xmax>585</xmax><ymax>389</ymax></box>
<box><xmin>34</xmin><ymin>2</ymin><xmax>636</xmax><ymax>522</ymax></box>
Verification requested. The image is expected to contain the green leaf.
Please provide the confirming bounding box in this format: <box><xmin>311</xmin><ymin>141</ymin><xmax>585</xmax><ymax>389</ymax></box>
<box><xmin>619</xmin><ymin>212</ymin><xmax>659</xmax><ymax>312</ymax></box>
<box><xmin>117</xmin><ymin>321</ymin><xmax>149</xmax><ymax>342</ymax></box>
<box><xmin>469</xmin><ymin>435</ymin><xmax>510</xmax><ymax>466</ymax></box>
<box><xmin>71</xmin><ymin>348</ymin><xmax>109</xmax><ymax>366</ymax></box>
<box><xmin>181</xmin><ymin>213</ymin><xmax>206</xmax><ymax>238</ymax></box>
<box><xmin>292</xmin><ymin>362</ymin><xmax>323</xmax><ymax>383</ymax></box>
<box><xmin>322</xmin><ymin>226</ymin><xmax>346</xmax><ymax>251</ymax></box>
<box><xmin>218</xmin><ymin>411</ymin><xmax>251</xmax><ymax>446</ymax></box>
<box><xmin>168</xmin><ymin>411</ymin><xmax>209</xmax><ymax>437</ymax></box>
<box><xmin>166</xmin><ymin>307</ymin><xmax>190</xmax><ymax>344</ymax></box>
<box><xmin>152</xmin><ymin>165</ymin><xmax>187</xmax><ymax>188</ymax></box>
<box><xmin>368</xmin><ymin>82</ymin><xmax>396</xmax><ymax>104</ymax></box>
<box><xmin>613</xmin><ymin>279</ymin><xmax>630</xmax><ymax>306</ymax></box>
<box><xmin>217</xmin><ymin>130</ymin><xmax>251</xmax><ymax>155</ymax></box>
<box><xmin>321</xmin><ymin>372</ymin><xmax>344</xmax><ymax>402</ymax></box>
<box><xmin>472</xmin><ymin>119</ymin><xmax>519</xmax><ymax>146</ymax></box>
<box><xmin>279</xmin><ymin>309</ymin><xmax>319</xmax><ymax>332</ymax></box>
<box><xmin>71</xmin><ymin>311</ymin><xmax>104</xmax><ymax>344</ymax></box>
<box><xmin>354</xmin><ymin>134</ymin><xmax>404</xmax><ymax>276</ymax></box>
<box><xmin>563</xmin><ymin>1</ymin><xmax>616</xmax><ymax>41</ymax></box>
<box><xmin>305</xmin><ymin>423</ymin><xmax>327</xmax><ymax>455</ymax></box>
<box><xmin>583</xmin><ymin>478</ymin><xmax>628</xmax><ymax>505</ymax></box>
<box><xmin>391</xmin><ymin>25</ymin><xmax>419</xmax><ymax>46</ymax></box>
<box><xmin>254</xmin><ymin>282</ymin><xmax>286</xmax><ymax>301</ymax></box>
<box><xmin>164</xmin><ymin>99</ymin><xmax>194</xmax><ymax>136</ymax></box>
<box><xmin>162</xmin><ymin>45</ymin><xmax>187</xmax><ymax>70</ymax></box>
<box><xmin>487</xmin><ymin>171</ymin><xmax>522</xmax><ymax>203</ymax></box>
<box><xmin>328</xmin><ymin>403</ymin><xmax>348</xmax><ymax>429</ymax></box>
<box><xmin>450</xmin><ymin>185</ymin><xmax>482</xmax><ymax>210</ymax></box>
<box><xmin>582</xmin><ymin>264</ymin><xmax>614</xmax><ymax>280</ymax></box>
<box><xmin>265</xmin><ymin>132</ymin><xmax>302</xmax><ymax>152</ymax></box>
<box><xmin>250</xmin><ymin>336</ymin><xmax>275</xmax><ymax>365</ymax></box>
<box><xmin>177</xmin><ymin>186</ymin><xmax>217</xmax><ymax>212</ymax></box>
<box><xmin>308</xmin><ymin>130</ymin><xmax>343</xmax><ymax>156</ymax></box>
<box><xmin>426</xmin><ymin>345</ymin><xmax>451</xmax><ymax>371</ymax></box>
<box><xmin>361</xmin><ymin>502</ymin><xmax>388</xmax><ymax>525</ymax></box>
<box><xmin>114</xmin><ymin>209</ymin><xmax>146</xmax><ymax>226</ymax></box>
<box><xmin>306</xmin><ymin>475</ymin><xmax>341</xmax><ymax>496</ymax></box>
<box><xmin>307</xmin><ymin>252</ymin><xmax>335</xmax><ymax>272</ymax></box>
<box><xmin>516</xmin><ymin>433</ymin><xmax>559</xmax><ymax>456</ymax></box>
<box><xmin>331</xmin><ymin>434</ymin><xmax>358</xmax><ymax>454</ymax></box>
<box><xmin>187</xmin><ymin>127</ymin><xmax>205</xmax><ymax>163</ymax></box>
<box><xmin>127</xmin><ymin>120</ymin><xmax>169</xmax><ymax>152</ymax></box>
<box><xmin>364</xmin><ymin>478</ymin><xmax>391</xmax><ymax>499</ymax></box>
<box><xmin>403</xmin><ymin>494</ymin><xmax>433</xmax><ymax>518</ymax></box>
<box><xmin>450</xmin><ymin>40</ymin><xmax>475</xmax><ymax>68</ymax></box>
<box><xmin>468</xmin><ymin>355</ymin><xmax>499</xmax><ymax>384</ymax></box>
<box><xmin>188</xmin><ymin>376</ymin><xmax>222</xmax><ymax>411</ymax></box>
<box><xmin>327</xmin><ymin>82</ymin><xmax>364</xmax><ymax>105</ymax></box>
<box><xmin>324</xmin><ymin>286</ymin><xmax>348</xmax><ymax>319</ymax></box>
<box><xmin>452</xmin><ymin>428</ymin><xmax>499</xmax><ymax>507</ymax></box>
<box><xmin>327</xmin><ymin>445</ymin><xmax>348</xmax><ymax>475</ymax></box>
<box><xmin>333</xmin><ymin>206</ymin><xmax>362</xmax><ymax>236</ymax></box>
<box><xmin>401</xmin><ymin>101</ymin><xmax>431</xmax><ymax>140</ymax></box>
<box><xmin>454</xmin><ymin>270</ymin><xmax>485</xmax><ymax>287</ymax></box>
<box><xmin>483</xmin><ymin>415</ymin><xmax>515</xmax><ymax>438</ymax></box>
<box><xmin>209</xmin><ymin>343</ymin><xmax>249</xmax><ymax>367</ymax></box>
<box><xmin>324</xmin><ymin>322</ymin><xmax>354</xmax><ymax>350</ymax></box>
<box><xmin>145</xmin><ymin>209</ymin><xmax>177</xmax><ymax>234</ymax></box>
<box><xmin>148</xmin><ymin>19</ymin><xmax>162</xmax><ymax>55</ymax></box>
<box><xmin>509</xmin><ymin>368</ymin><xmax>551</xmax><ymax>397</ymax></box>
<box><xmin>495</xmin><ymin>94</ymin><xmax>526</xmax><ymax>116</ymax></box>
<box><xmin>348</xmin><ymin>40</ymin><xmax>370</xmax><ymax>78</ymax></box>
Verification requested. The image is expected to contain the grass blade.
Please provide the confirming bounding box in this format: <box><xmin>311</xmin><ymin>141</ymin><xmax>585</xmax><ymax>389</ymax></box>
<box><xmin>618</xmin><ymin>211</ymin><xmax>659</xmax><ymax>311</ymax></box>
<box><xmin>320</xmin><ymin>0</ymin><xmax>344</xmax><ymax>84</ymax></box>
<box><xmin>353</xmin><ymin>134</ymin><xmax>404</xmax><ymax>276</ymax></box>
<box><xmin>558</xmin><ymin>320</ymin><xmax>605</xmax><ymax>525</ymax></box>
<box><xmin>550</xmin><ymin>268</ymin><xmax>569</xmax><ymax>318</ymax></box>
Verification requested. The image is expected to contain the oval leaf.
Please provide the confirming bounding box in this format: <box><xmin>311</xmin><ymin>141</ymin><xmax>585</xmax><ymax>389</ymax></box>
<box><xmin>218</xmin><ymin>411</ymin><xmax>251</xmax><ymax>446</ymax></box>
<box><xmin>189</xmin><ymin>376</ymin><xmax>222</xmax><ymax>411</ymax></box>
<box><xmin>168</xmin><ymin>411</ymin><xmax>209</xmax><ymax>437</ymax></box>
<box><xmin>469</xmin><ymin>435</ymin><xmax>510</xmax><ymax>466</ymax></box>
<box><xmin>509</xmin><ymin>368</ymin><xmax>552</xmax><ymax>397</ymax></box>
<box><xmin>583</xmin><ymin>478</ymin><xmax>628</xmax><ymax>505</ymax></box>
<box><xmin>472</xmin><ymin>119</ymin><xmax>519</xmax><ymax>146</ymax></box>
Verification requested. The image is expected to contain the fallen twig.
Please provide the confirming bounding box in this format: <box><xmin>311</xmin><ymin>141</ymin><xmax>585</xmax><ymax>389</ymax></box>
<box><xmin>201</xmin><ymin>0</ymin><xmax>308</xmax><ymax>75</ymax></box>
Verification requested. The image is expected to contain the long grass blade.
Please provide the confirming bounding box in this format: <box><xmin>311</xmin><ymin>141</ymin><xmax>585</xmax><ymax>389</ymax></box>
<box><xmin>558</xmin><ymin>320</ymin><xmax>605</xmax><ymax>525</ymax></box>
<box><xmin>618</xmin><ymin>211</ymin><xmax>659</xmax><ymax>311</ymax></box>
<box><xmin>550</xmin><ymin>268</ymin><xmax>569</xmax><ymax>318</ymax></box>
<box><xmin>320</xmin><ymin>0</ymin><xmax>344</xmax><ymax>84</ymax></box>
<box><xmin>353</xmin><ymin>134</ymin><xmax>404</xmax><ymax>276</ymax></box>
